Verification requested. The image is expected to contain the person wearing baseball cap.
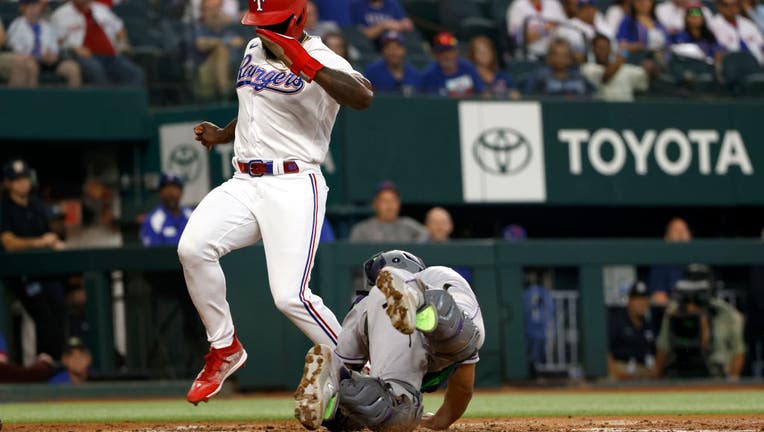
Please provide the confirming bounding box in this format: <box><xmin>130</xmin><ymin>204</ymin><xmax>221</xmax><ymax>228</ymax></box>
<box><xmin>420</xmin><ymin>32</ymin><xmax>485</xmax><ymax>97</ymax></box>
<box><xmin>607</xmin><ymin>281</ymin><xmax>657</xmax><ymax>380</ymax></box>
<box><xmin>363</xmin><ymin>31</ymin><xmax>421</xmax><ymax>95</ymax></box>
<box><xmin>140</xmin><ymin>173</ymin><xmax>193</xmax><ymax>246</ymax></box>
<box><xmin>2</xmin><ymin>158</ymin><xmax>68</xmax><ymax>360</ymax></box>
<box><xmin>49</xmin><ymin>337</ymin><xmax>92</xmax><ymax>384</ymax></box>
<box><xmin>349</xmin><ymin>180</ymin><xmax>428</xmax><ymax>243</ymax></box>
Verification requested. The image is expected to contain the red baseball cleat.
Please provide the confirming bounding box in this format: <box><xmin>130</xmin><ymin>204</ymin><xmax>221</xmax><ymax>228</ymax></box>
<box><xmin>186</xmin><ymin>337</ymin><xmax>248</xmax><ymax>405</ymax></box>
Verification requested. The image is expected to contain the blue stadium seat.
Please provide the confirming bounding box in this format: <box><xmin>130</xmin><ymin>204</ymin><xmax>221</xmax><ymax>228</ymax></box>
<box><xmin>721</xmin><ymin>51</ymin><xmax>763</xmax><ymax>94</ymax></box>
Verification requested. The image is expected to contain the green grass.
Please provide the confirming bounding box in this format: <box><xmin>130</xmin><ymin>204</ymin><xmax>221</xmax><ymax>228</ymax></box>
<box><xmin>1</xmin><ymin>390</ymin><xmax>763</xmax><ymax>423</ymax></box>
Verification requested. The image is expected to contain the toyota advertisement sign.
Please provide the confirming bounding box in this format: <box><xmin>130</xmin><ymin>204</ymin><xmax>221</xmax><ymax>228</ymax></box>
<box><xmin>459</xmin><ymin>102</ymin><xmax>547</xmax><ymax>203</ymax></box>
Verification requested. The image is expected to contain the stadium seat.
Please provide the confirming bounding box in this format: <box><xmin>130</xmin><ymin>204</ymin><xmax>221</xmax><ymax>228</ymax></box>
<box><xmin>721</xmin><ymin>51</ymin><xmax>762</xmax><ymax>88</ymax></box>
<box><xmin>0</xmin><ymin>2</ymin><xmax>19</xmax><ymax>25</ymax></box>
<box><xmin>439</xmin><ymin>0</ymin><xmax>489</xmax><ymax>29</ymax></box>
<box><xmin>742</xmin><ymin>73</ymin><xmax>764</xmax><ymax>97</ymax></box>
<box><xmin>668</xmin><ymin>56</ymin><xmax>716</xmax><ymax>93</ymax></box>
<box><xmin>401</xmin><ymin>30</ymin><xmax>430</xmax><ymax>57</ymax></box>
<box><xmin>402</xmin><ymin>0</ymin><xmax>442</xmax><ymax>40</ymax></box>
<box><xmin>456</xmin><ymin>17</ymin><xmax>501</xmax><ymax>44</ymax></box>
<box><xmin>340</xmin><ymin>25</ymin><xmax>377</xmax><ymax>55</ymax></box>
<box><xmin>506</xmin><ymin>59</ymin><xmax>540</xmax><ymax>85</ymax></box>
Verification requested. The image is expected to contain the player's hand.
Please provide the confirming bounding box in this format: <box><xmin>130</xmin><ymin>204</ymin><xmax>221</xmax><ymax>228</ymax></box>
<box><xmin>257</xmin><ymin>31</ymin><xmax>293</xmax><ymax>68</ymax></box>
<box><xmin>420</xmin><ymin>412</ymin><xmax>449</xmax><ymax>430</ymax></box>
<box><xmin>194</xmin><ymin>121</ymin><xmax>226</xmax><ymax>151</ymax></box>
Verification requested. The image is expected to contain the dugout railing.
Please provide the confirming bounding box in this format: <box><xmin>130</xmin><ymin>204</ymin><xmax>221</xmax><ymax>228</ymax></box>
<box><xmin>1</xmin><ymin>239</ymin><xmax>763</xmax><ymax>389</ymax></box>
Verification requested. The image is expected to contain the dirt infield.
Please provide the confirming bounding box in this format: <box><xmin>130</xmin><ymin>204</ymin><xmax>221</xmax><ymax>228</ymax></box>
<box><xmin>7</xmin><ymin>415</ymin><xmax>764</xmax><ymax>432</ymax></box>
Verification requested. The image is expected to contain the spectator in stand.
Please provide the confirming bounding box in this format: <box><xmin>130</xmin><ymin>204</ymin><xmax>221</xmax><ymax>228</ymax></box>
<box><xmin>51</xmin><ymin>0</ymin><xmax>145</xmax><ymax>86</ymax></box>
<box><xmin>364</xmin><ymin>31</ymin><xmax>420</xmax><ymax>95</ymax></box>
<box><xmin>525</xmin><ymin>37</ymin><xmax>592</xmax><ymax>96</ymax></box>
<box><xmin>562</xmin><ymin>0</ymin><xmax>578</xmax><ymax>19</ymax></box>
<box><xmin>421</xmin><ymin>32</ymin><xmax>485</xmax><ymax>97</ymax></box>
<box><xmin>671</xmin><ymin>3</ymin><xmax>723</xmax><ymax>63</ymax></box>
<box><xmin>506</xmin><ymin>0</ymin><xmax>567</xmax><ymax>58</ymax></box>
<box><xmin>187</xmin><ymin>0</ymin><xmax>239</xmax><ymax>24</ymax></box>
<box><xmin>0</xmin><ymin>18</ymin><xmax>39</xmax><ymax>87</ymax></box>
<box><xmin>1</xmin><ymin>159</ymin><xmax>67</xmax><ymax>360</ymax></box>
<box><xmin>322</xmin><ymin>31</ymin><xmax>351</xmax><ymax>61</ymax></box>
<box><xmin>0</xmin><ymin>333</ymin><xmax>54</xmax><ymax>383</ymax></box>
<box><xmin>425</xmin><ymin>206</ymin><xmax>473</xmax><ymax>282</ymax></box>
<box><xmin>582</xmin><ymin>34</ymin><xmax>649</xmax><ymax>101</ymax></box>
<box><xmin>141</xmin><ymin>174</ymin><xmax>192</xmax><ymax>247</ymax></box>
<box><xmin>617</xmin><ymin>0</ymin><xmax>669</xmax><ymax>56</ymax></box>
<box><xmin>742</xmin><ymin>0</ymin><xmax>764</xmax><ymax>33</ymax></box>
<box><xmin>605</xmin><ymin>0</ymin><xmax>633</xmax><ymax>34</ymax></box>
<box><xmin>315</xmin><ymin>0</ymin><xmax>353</xmax><ymax>26</ymax></box>
<box><xmin>556</xmin><ymin>0</ymin><xmax>614</xmax><ymax>62</ymax></box>
<box><xmin>306</xmin><ymin>0</ymin><xmax>340</xmax><ymax>37</ymax></box>
<box><xmin>647</xmin><ymin>217</ymin><xmax>691</xmax><ymax>306</ymax></box>
<box><xmin>607</xmin><ymin>281</ymin><xmax>657</xmax><ymax>380</ymax></box>
<box><xmin>467</xmin><ymin>35</ymin><xmax>520</xmax><ymax>99</ymax></box>
<box><xmin>350</xmin><ymin>0</ymin><xmax>413</xmax><ymax>41</ymax></box>
<box><xmin>7</xmin><ymin>0</ymin><xmax>82</xmax><ymax>88</ymax></box>
<box><xmin>424</xmin><ymin>206</ymin><xmax>453</xmax><ymax>243</ymax></box>
<box><xmin>656</xmin><ymin>0</ymin><xmax>713</xmax><ymax>37</ymax></box>
<box><xmin>349</xmin><ymin>180</ymin><xmax>428</xmax><ymax>243</ymax></box>
<box><xmin>709</xmin><ymin>0</ymin><xmax>764</xmax><ymax>64</ymax></box>
<box><xmin>193</xmin><ymin>0</ymin><xmax>244</xmax><ymax>101</ymax></box>
<box><xmin>49</xmin><ymin>336</ymin><xmax>92</xmax><ymax>384</ymax></box>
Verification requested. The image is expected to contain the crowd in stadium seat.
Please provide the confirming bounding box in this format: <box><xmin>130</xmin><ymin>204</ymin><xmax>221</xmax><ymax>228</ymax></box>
<box><xmin>0</xmin><ymin>0</ymin><xmax>763</xmax><ymax>100</ymax></box>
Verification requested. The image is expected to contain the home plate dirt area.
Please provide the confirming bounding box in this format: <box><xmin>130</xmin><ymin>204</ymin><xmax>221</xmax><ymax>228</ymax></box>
<box><xmin>7</xmin><ymin>415</ymin><xmax>764</xmax><ymax>432</ymax></box>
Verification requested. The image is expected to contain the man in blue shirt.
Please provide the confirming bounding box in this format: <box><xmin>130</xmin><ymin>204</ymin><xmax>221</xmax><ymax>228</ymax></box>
<box><xmin>421</xmin><ymin>32</ymin><xmax>485</xmax><ymax>97</ymax></box>
<box><xmin>141</xmin><ymin>174</ymin><xmax>193</xmax><ymax>246</ymax></box>
<box><xmin>350</xmin><ymin>0</ymin><xmax>413</xmax><ymax>40</ymax></box>
<box><xmin>364</xmin><ymin>31</ymin><xmax>421</xmax><ymax>94</ymax></box>
<box><xmin>524</xmin><ymin>38</ymin><xmax>592</xmax><ymax>96</ymax></box>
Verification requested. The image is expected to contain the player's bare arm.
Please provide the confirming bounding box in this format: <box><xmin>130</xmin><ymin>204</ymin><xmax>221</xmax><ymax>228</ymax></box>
<box><xmin>257</xmin><ymin>29</ymin><xmax>373</xmax><ymax>110</ymax></box>
<box><xmin>421</xmin><ymin>363</ymin><xmax>476</xmax><ymax>430</ymax></box>
<box><xmin>194</xmin><ymin>118</ymin><xmax>238</xmax><ymax>151</ymax></box>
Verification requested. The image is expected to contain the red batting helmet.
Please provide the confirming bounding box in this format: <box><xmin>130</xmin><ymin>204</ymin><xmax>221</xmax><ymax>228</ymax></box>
<box><xmin>242</xmin><ymin>0</ymin><xmax>307</xmax><ymax>38</ymax></box>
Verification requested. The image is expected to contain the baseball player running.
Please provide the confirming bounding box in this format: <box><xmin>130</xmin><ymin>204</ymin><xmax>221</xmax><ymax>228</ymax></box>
<box><xmin>294</xmin><ymin>250</ymin><xmax>485</xmax><ymax>431</ymax></box>
<box><xmin>178</xmin><ymin>0</ymin><xmax>373</xmax><ymax>405</ymax></box>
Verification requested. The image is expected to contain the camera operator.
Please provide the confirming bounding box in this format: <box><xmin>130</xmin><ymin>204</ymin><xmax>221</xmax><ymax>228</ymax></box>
<box><xmin>654</xmin><ymin>265</ymin><xmax>745</xmax><ymax>380</ymax></box>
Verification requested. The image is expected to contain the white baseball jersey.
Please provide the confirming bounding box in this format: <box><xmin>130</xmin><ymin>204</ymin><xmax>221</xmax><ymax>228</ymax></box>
<box><xmin>51</xmin><ymin>2</ymin><xmax>124</xmax><ymax>50</ymax></box>
<box><xmin>709</xmin><ymin>14</ymin><xmax>764</xmax><ymax>64</ymax></box>
<box><xmin>233</xmin><ymin>35</ymin><xmax>360</xmax><ymax>165</ymax></box>
<box><xmin>6</xmin><ymin>17</ymin><xmax>60</xmax><ymax>56</ymax></box>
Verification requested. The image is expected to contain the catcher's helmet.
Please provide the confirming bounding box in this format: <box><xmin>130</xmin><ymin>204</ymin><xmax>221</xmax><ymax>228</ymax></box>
<box><xmin>242</xmin><ymin>0</ymin><xmax>307</xmax><ymax>39</ymax></box>
<box><xmin>363</xmin><ymin>250</ymin><xmax>426</xmax><ymax>287</ymax></box>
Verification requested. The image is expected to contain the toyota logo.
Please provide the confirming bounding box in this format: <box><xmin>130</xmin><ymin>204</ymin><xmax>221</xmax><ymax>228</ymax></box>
<box><xmin>473</xmin><ymin>128</ymin><xmax>532</xmax><ymax>175</ymax></box>
<box><xmin>167</xmin><ymin>144</ymin><xmax>202</xmax><ymax>184</ymax></box>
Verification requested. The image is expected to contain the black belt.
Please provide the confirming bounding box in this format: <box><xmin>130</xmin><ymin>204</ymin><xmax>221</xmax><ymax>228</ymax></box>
<box><xmin>237</xmin><ymin>160</ymin><xmax>300</xmax><ymax>177</ymax></box>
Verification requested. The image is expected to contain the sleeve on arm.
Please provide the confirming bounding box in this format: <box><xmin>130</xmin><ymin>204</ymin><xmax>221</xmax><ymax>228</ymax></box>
<box><xmin>312</xmin><ymin>46</ymin><xmax>359</xmax><ymax>76</ymax></box>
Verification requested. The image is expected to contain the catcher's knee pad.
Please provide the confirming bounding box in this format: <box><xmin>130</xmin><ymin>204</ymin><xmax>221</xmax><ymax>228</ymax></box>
<box><xmin>334</xmin><ymin>375</ymin><xmax>422</xmax><ymax>432</ymax></box>
<box><xmin>423</xmin><ymin>290</ymin><xmax>481</xmax><ymax>363</ymax></box>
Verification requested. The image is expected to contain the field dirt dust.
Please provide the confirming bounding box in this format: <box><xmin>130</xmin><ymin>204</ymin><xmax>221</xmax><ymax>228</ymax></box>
<box><xmin>5</xmin><ymin>414</ymin><xmax>764</xmax><ymax>432</ymax></box>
